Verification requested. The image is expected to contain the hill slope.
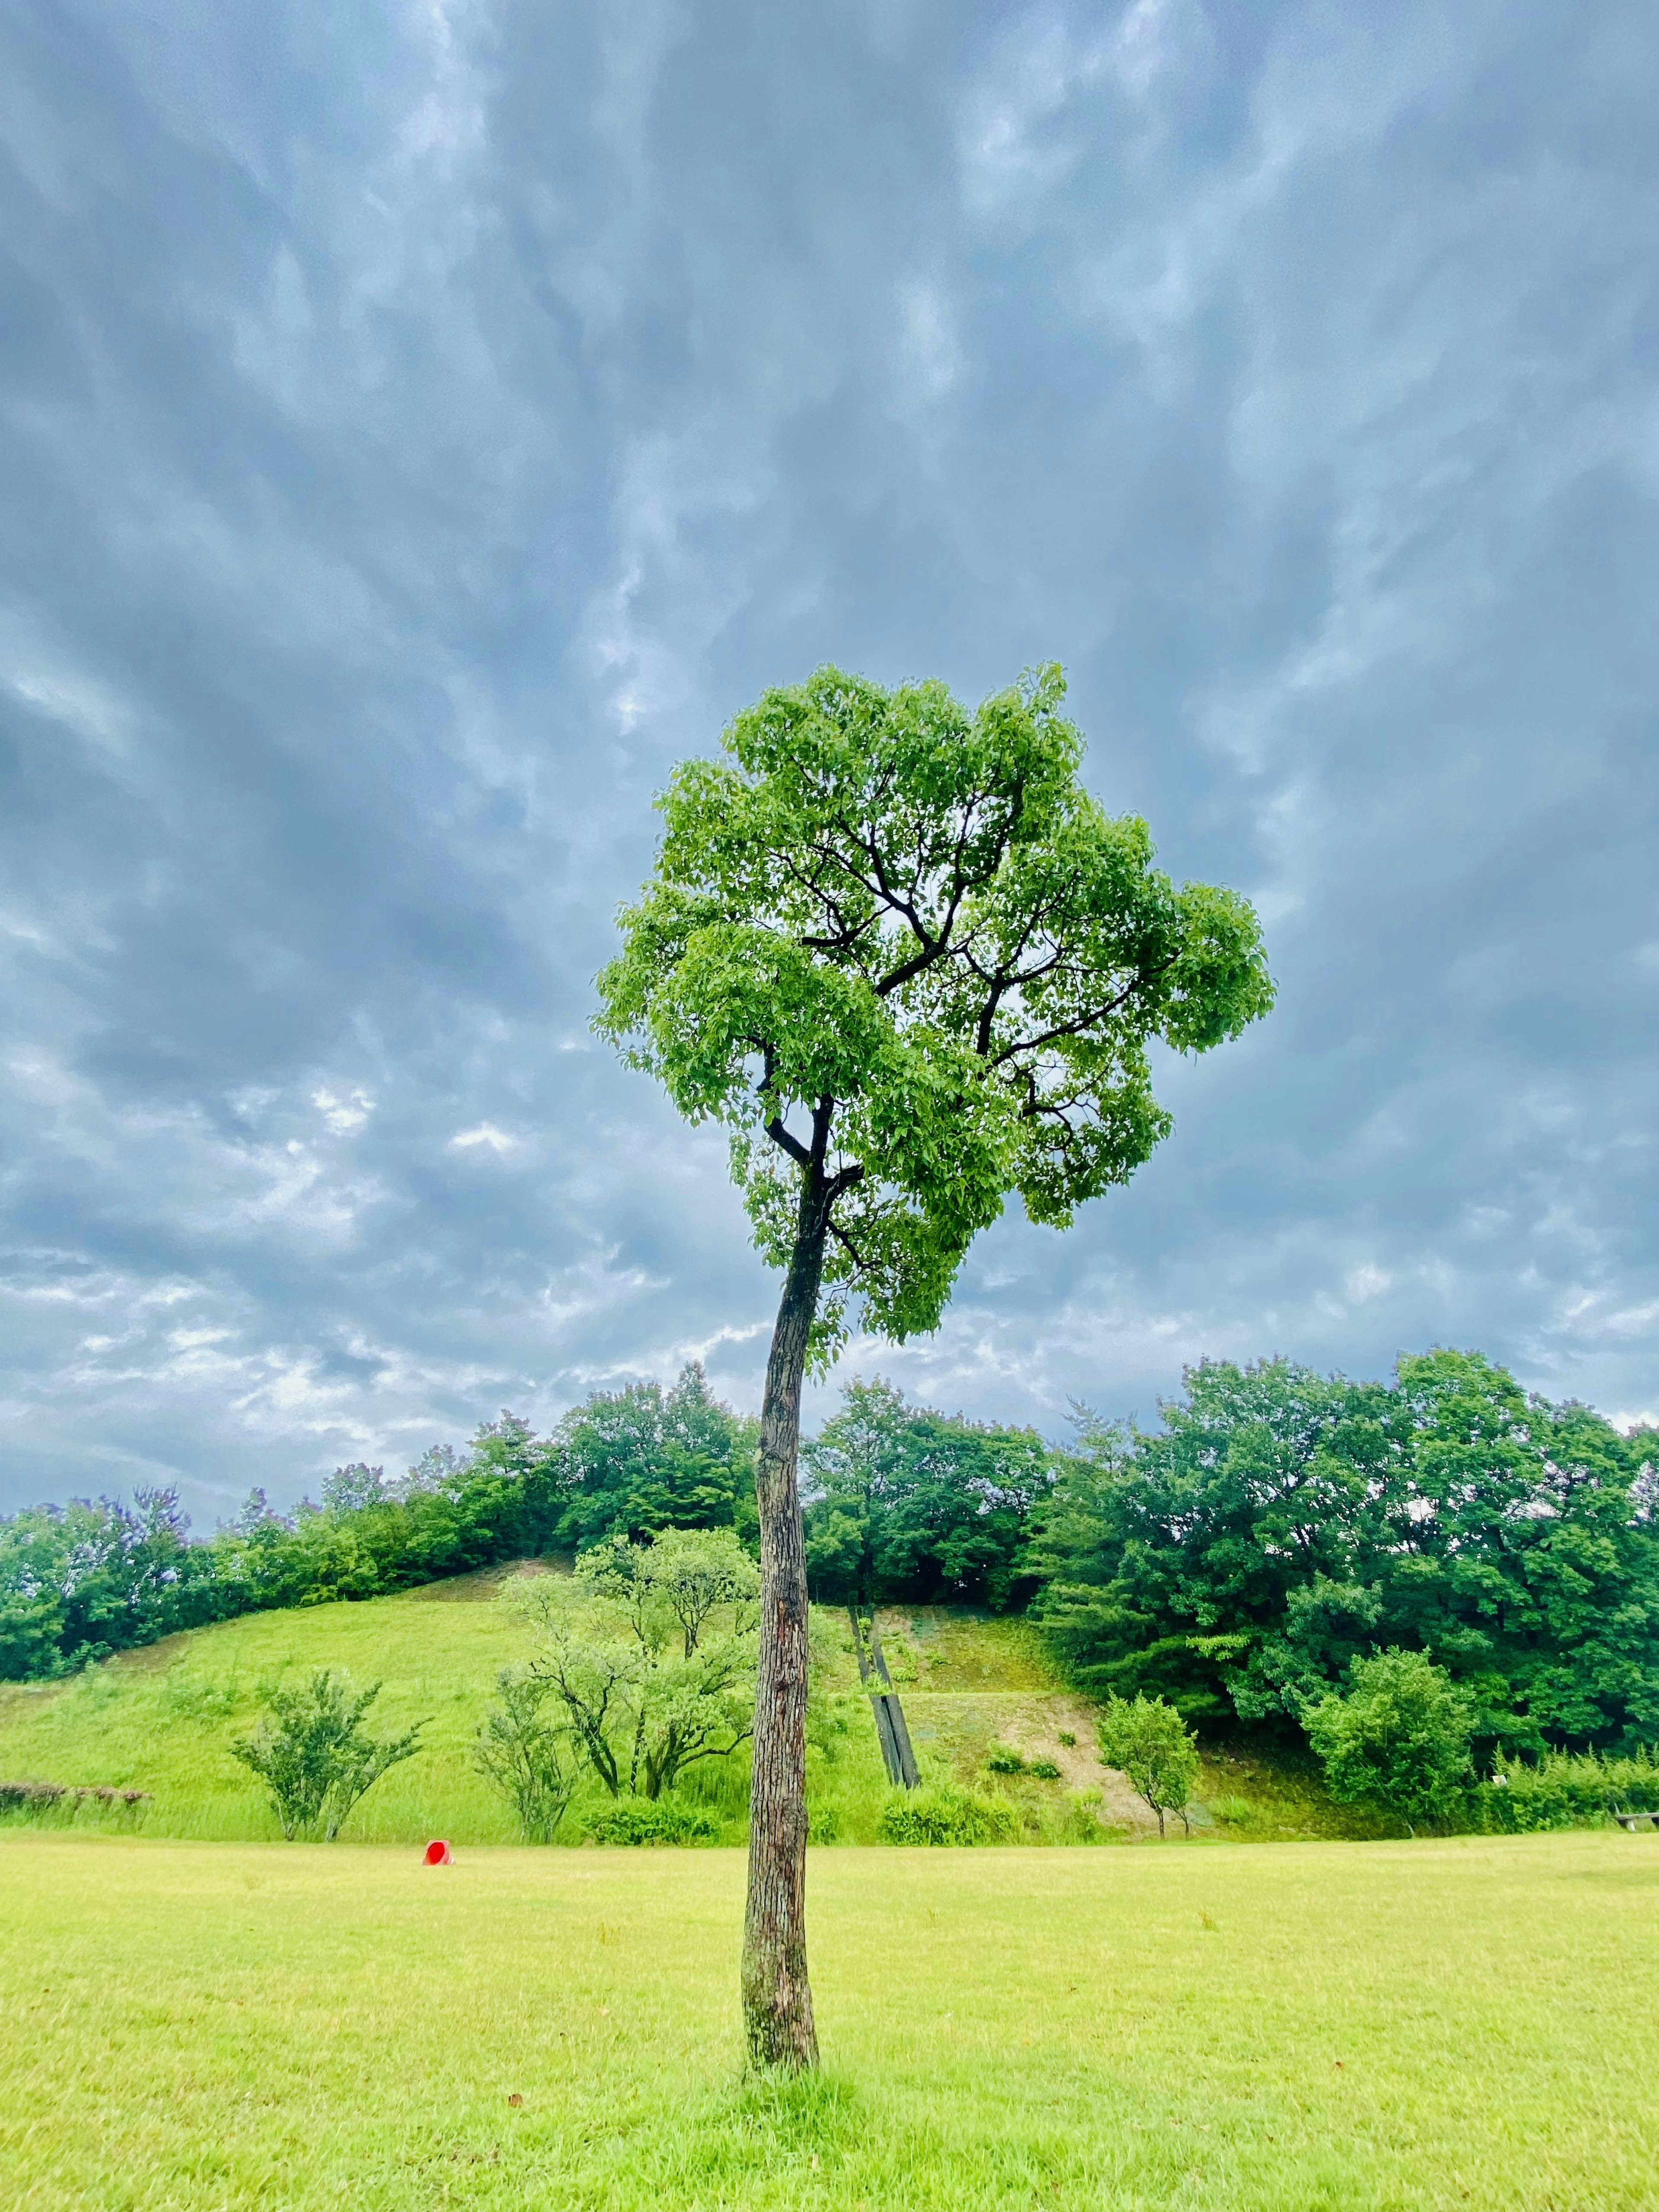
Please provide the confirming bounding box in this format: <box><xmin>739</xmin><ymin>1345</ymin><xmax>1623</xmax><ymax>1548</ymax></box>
<box><xmin>0</xmin><ymin>1572</ymin><xmax>1382</xmax><ymax>1844</ymax></box>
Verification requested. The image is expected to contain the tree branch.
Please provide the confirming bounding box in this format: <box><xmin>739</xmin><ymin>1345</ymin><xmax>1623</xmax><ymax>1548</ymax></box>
<box><xmin>988</xmin><ymin>957</ymin><xmax>1177</xmax><ymax>1069</ymax></box>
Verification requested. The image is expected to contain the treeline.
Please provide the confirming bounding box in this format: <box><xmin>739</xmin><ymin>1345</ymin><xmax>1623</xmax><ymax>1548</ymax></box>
<box><xmin>3</xmin><ymin>1348</ymin><xmax>1656</xmax><ymax>1754</ymax></box>
<box><xmin>0</xmin><ymin>1367</ymin><xmax>756</xmax><ymax>1681</ymax></box>
<box><xmin>1031</xmin><ymin>1351</ymin><xmax>1659</xmax><ymax>1756</ymax></box>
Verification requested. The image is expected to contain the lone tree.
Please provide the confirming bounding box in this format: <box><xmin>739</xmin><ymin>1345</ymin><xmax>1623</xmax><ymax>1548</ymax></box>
<box><xmin>596</xmin><ymin>664</ymin><xmax>1273</xmax><ymax>2067</ymax></box>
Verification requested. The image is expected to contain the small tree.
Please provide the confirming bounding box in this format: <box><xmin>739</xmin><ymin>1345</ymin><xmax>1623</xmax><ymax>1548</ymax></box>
<box><xmin>473</xmin><ymin>1665</ymin><xmax>578</xmax><ymax>1842</ymax></box>
<box><xmin>1305</xmin><ymin>1649</ymin><xmax>1474</xmax><ymax>1831</ymax></box>
<box><xmin>512</xmin><ymin>1531</ymin><xmax>758</xmax><ymax>1801</ymax></box>
<box><xmin>597</xmin><ymin>664</ymin><xmax>1272</xmax><ymax>2064</ymax></box>
<box><xmin>230</xmin><ymin>1669</ymin><xmax>424</xmax><ymax>1840</ymax></box>
<box><xmin>1096</xmin><ymin>1693</ymin><xmax>1200</xmax><ymax>1837</ymax></box>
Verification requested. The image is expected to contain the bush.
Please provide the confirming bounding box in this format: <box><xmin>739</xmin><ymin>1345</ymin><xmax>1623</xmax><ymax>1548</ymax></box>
<box><xmin>1304</xmin><ymin>1649</ymin><xmax>1473</xmax><ymax>1831</ymax></box>
<box><xmin>1057</xmin><ymin>1730</ymin><xmax>1076</xmax><ymax>1747</ymax></box>
<box><xmin>588</xmin><ymin>1796</ymin><xmax>719</xmax><ymax>1846</ymax></box>
<box><xmin>230</xmin><ymin>1669</ymin><xmax>425</xmax><ymax>1840</ymax></box>
<box><xmin>878</xmin><ymin>1784</ymin><xmax>1017</xmax><ymax>1846</ymax></box>
<box><xmin>985</xmin><ymin>1743</ymin><xmax>1026</xmax><ymax>1774</ymax></box>
<box><xmin>1096</xmin><ymin>1693</ymin><xmax>1201</xmax><ymax>1837</ymax></box>
<box><xmin>0</xmin><ymin>1780</ymin><xmax>149</xmax><ymax>1826</ymax></box>
<box><xmin>472</xmin><ymin>1667</ymin><xmax>577</xmax><ymax>1842</ymax></box>
<box><xmin>1480</xmin><ymin>1750</ymin><xmax>1659</xmax><ymax>1834</ymax></box>
<box><xmin>1028</xmin><ymin>1758</ymin><xmax>1062</xmax><ymax>1780</ymax></box>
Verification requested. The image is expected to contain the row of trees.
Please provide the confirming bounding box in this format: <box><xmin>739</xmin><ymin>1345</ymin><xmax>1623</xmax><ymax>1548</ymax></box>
<box><xmin>1031</xmin><ymin>1349</ymin><xmax>1659</xmax><ymax>1755</ymax></box>
<box><xmin>0</xmin><ymin>1365</ymin><xmax>1045</xmax><ymax>1680</ymax></box>
<box><xmin>4</xmin><ymin>1348</ymin><xmax>1656</xmax><ymax>1761</ymax></box>
<box><xmin>0</xmin><ymin>1366</ymin><xmax>753</xmax><ymax>1678</ymax></box>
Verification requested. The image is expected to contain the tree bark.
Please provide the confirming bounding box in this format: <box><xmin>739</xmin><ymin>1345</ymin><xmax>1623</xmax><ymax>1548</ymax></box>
<box><xmin>741</xmin><ymin>1167</ymin><xmax>830</xmax><ymax>2070</ymax></box>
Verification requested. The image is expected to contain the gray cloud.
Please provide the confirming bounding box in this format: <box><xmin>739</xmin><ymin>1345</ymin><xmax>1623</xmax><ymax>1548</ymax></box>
<box><xmin>1</xmin><ymin>0</ymin><xmax>1655</xmax><ymax>1516</ymax></box>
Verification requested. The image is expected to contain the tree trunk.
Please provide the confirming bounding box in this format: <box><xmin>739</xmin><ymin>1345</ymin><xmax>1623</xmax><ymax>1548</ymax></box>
<box><xmin>741</xmin><ymin>1172</ymin><xmax>830</xmax><ymax>2071</ymax></box>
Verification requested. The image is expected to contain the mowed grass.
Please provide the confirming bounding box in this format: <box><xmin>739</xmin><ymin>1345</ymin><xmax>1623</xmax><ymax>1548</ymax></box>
<box><xmin>3</xmin><ymin>1830</ymin><xmax>1656</xmax><ymax>2211</ymax></box>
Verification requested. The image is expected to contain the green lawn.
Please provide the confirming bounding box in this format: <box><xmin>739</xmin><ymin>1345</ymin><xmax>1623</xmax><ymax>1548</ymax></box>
<box><xmin>3</xmin><ymin>1829</ymin><xmax>1655</xmax><ymax>2210</ymax></box>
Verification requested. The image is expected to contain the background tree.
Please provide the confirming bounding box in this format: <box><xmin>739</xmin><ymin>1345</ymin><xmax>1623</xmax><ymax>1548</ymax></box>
<box><xmin>513</xmin><ymin>1530</ymin><xmax>758</xmax><ymax>1801</ymax></box>
<box><xmin>1305</xmin><ymin>1649</ymin><xmax>1475</xmax><ymax>1831</ymax></box>
<box><xmin>550</xmin><ymin>1364</ymin><xmax>760</xmax><ymax>1549</ymax></box>
<box><xmin>596</xmin><ymin>662</ymin><xmax>1273</xmax><ymax>2066</ymax></box>
<box><xmin>1095</xmin><ymin>1692</ymin><xmax>1201</xmax><ymax>1836</ymax></box>
<box><xmin>1027</xmin><ymin>1352</ymin><xmax>1659</xmax><ymax>1750</ymax></box>
<box><xmin>803</xmin><ymin>1377</ymin><xmax>1050</xmax><ymax>1611</ymax></box>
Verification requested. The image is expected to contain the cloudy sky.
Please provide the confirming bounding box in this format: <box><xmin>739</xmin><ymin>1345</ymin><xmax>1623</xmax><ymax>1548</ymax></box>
<box><xmin>2</xmin><ymin>0</ymin><xmax>1655</xmax><ymax>1519</ymax></box>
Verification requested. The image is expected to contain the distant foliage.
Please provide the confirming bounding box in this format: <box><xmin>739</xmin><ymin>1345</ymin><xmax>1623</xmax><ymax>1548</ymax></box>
<box><xmin>878</xmin><ymin>1783</ymin><xmax>1017</xmax><ymax>1846</ymax></box>
<box><xmin>1305</xmin><ymin>1650</ymin><xmax>1474</xmax><ymax>1829</ymax></box>
<box><xmin>229</xmin><ymin>1669</ymin><xmax>425</xmax><ymax>1840</ymax></box>
<box><xmin>802</xmin><ymin>1379</ymin><xmax>1049</xmax><ymax>1612</ymax></box>
<box><xmin>1095</xmin><ymin>1694</ymin><xmax>1200</xmax><ymax>1837</ymax></box>
<box><xmin>1478</xmin><ymin>1749</ymin><xmax>1659</xmax><ymax>1833</ymax></box>
<box><xmin>0</xmin><ymin>1363</ymin><xmax>754</xmax><ymax>1681</ymax></box>
<box><xmin>1030</xmin><ymin>1351</ymin><xmax>1659</xmax><ymax>1754</ymax></box>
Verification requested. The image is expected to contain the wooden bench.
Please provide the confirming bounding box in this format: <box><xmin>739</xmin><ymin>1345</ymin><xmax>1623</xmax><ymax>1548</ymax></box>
<box><xmin>1614</xmin><ymin>1811</ymin><xmax>1659</xmax><ymax>1831</ymax></box>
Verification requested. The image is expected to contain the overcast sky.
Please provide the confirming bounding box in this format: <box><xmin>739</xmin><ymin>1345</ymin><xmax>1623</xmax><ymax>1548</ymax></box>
<box><xmin>2</xmin><ymin>0</ymin><xmax>1655</xmax><ymax>1520</ymax></box>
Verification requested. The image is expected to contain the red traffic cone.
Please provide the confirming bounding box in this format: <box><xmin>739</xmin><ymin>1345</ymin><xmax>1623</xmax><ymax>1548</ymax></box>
<box><xmin>423</xmin><ymin>1838</ymin><xmax>452</xmax><ymax>1866</ymax></box>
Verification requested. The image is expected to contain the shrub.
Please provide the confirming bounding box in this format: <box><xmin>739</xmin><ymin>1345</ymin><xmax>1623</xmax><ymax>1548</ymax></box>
<box><xmin>588</xmin><ymin>1796</ymin><xmax>719</xmax><ymax>1846</ymax></box>
<box><xmin>0</xmin><ymin>1780</ymin><xmax>149</xmax><ymax>1825</ymax></box>
<box><xmin>1096</xmin><ymin>1693</ymin><xmax>1201</xmax><ymax>1837</ymax></box>
<box><xmin>230</xmin><ymin>1669</ymin><xmax>425</xmax><ymax>1840</ymax></box>
<box><xmin>806</xmin><ymin>1800</ymin><xmax>841</xmax><ymax>1843</ymax></box>
<box><xmin>472</xmin><ymin>1667</ymin><xmax>577</xmax><ymax>1842</ymax></box>
<box><xmin>878</xmin><ymin>1784</ymin><xmax>1017</xmax><ymax>1846</ymax></box>
<box><xmin>1480</xmin><ymin>1750</ymin><xmax>1659</xmax><ymax>1834</ymax></box>
<box><xmin>1304</xmin><ymin>1649</ymin><xmax>1473</xmax><ymax>1831</ymax></box>
<box><xmin>1057</xmin><ymin>1731</ymin><xmax>1076</xmax><ymax>1747</ymax></box>
<box><xmin>985</xmin><ymin>1743</ymin><xmax>1026</xmax><ymax>1774</ymax></box>
<box><xmin>1028</xmin><ymin>1758</ymin><xmax>1062</xmax><ymax>1780</ymax></box>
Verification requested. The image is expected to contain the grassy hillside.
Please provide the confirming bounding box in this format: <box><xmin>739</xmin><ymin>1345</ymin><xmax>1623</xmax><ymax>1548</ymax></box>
<box><xmin>0</xmin><ymin>1571</ymin><xmax>1383</xmax><ymax>1845</ymax></box>
<box><xmin>4</xmin><ymin>1829</ymin><xmax>1657</xmax><ymax>2210</ymax></box>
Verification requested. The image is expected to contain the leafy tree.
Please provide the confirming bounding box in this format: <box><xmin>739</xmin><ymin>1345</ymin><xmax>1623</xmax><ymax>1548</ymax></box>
<box><xmin>803</xmin><ymin>1377</ymin><xmax>1051</xmax><ymax>1610</ymax></box>
<box><xmin>1028</xmin><ymin>1353</ymin><xmax>1659</xmax><ymax>1750</ymax></box>
<box><xmin>551</xmin><ymin>1364</ymin><xmax>759</xmax><ymax>1548</ymax></box>
<box><xmin>514</xmin><ymin>1531</ymin><xmax>759</xmax><ymax>1801</ymax></box>
<box><xmin>229</xmin><ymin>1669</ymin><xmax>425</xmax><ymax>1840</ymax></box>
<box><xmin>321</xmin><ymin>1463</ymin><xmax>388</xmax><ymax>1515</ymax></box>
<box><xmin>1030</xmin><ymin>1360</ymin><xmax>1401</xmax><ymax>1723</ymax></box>
<box><xmin>596</xmin><ymin>662</ymin><xmax>1272</xmax><ymax>2064</ymax></box>
<box><xmin>1095</xmin><ymin>1693</ymin><xmax>1201</xmax><ymax>1837</ymax></box>
<box><xmin>642</xmin><ymin>1526</ymin><xmax>761</xmax><ymax>1655</ymax></box>
<box><xmin>472</xmin><ymin>1666</ymin><xmax>578</xmax><ymax>1842</ymax></box>
<box><xmin>1305</xmin><ymin>1649</ymin><xmax>1475</xmax><ymax>1831</ymax></box>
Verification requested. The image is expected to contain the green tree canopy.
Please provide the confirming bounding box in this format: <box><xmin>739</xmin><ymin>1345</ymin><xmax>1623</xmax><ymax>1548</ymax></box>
<box><xmin>803</xmin><ymin>1377</ymin><xmax>1051</xmax><ymax>1611</ymax></box>
<box><xmin>1028</xmin><ymin>1350</ymin><xmax>1659</xmax><ymax>1749</ymax></box>
<box><xmin>597</xmin><ymin>664</ymin><xmax>1273</xmax><ymax>1354</ymax></box>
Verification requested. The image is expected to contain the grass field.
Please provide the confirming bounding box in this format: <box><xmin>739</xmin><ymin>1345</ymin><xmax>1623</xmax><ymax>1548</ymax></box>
<box><xmin>0</xmin><ymin>1575</ymin><xmax>1386</xmax><ymax>1844</ymax></box>
<box><xmin>3</xmin><ymin>1829</ymin><xmax>1656</xmax><ymax>2210</ymax></box>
